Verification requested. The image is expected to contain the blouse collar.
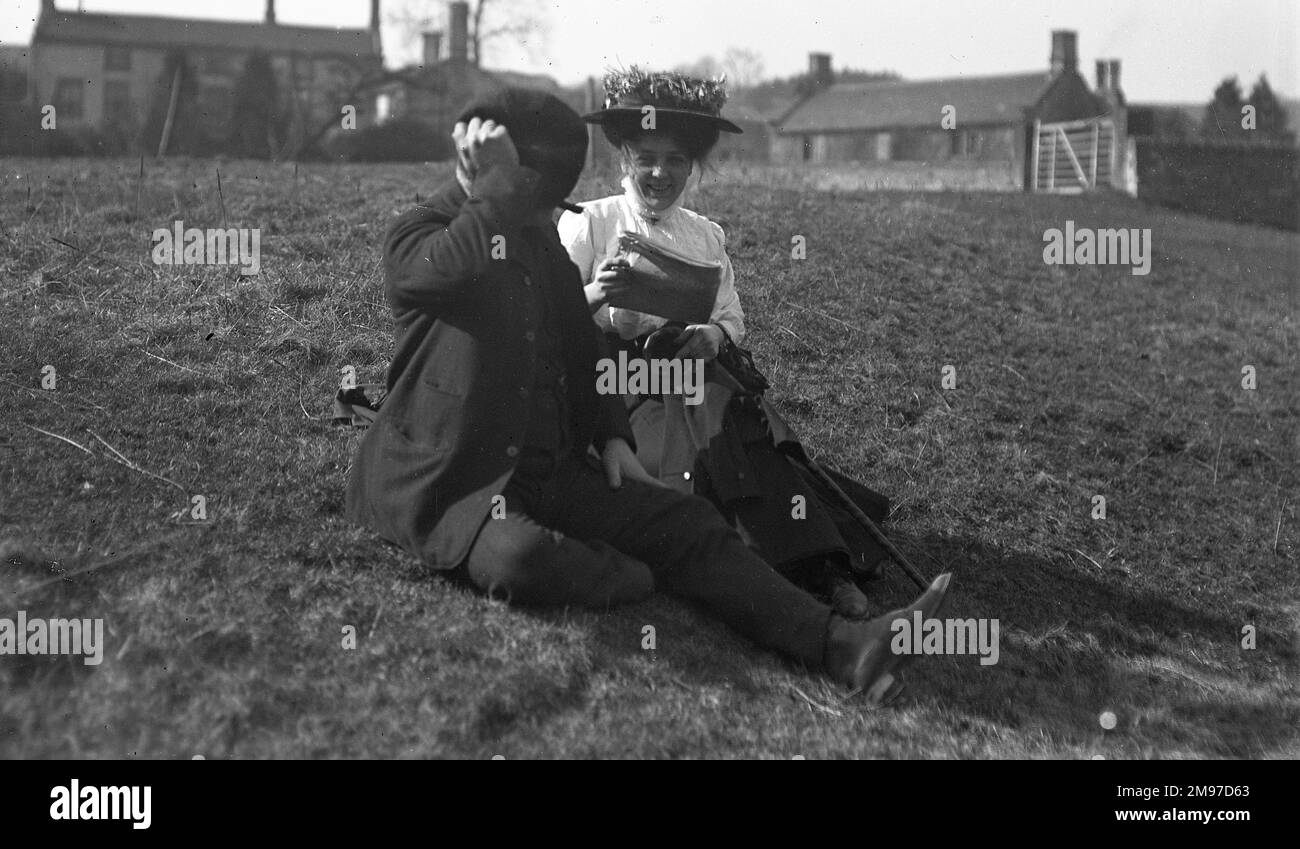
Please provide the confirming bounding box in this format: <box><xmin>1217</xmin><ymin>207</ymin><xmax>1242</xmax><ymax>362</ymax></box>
<box><xmin>621</xmin><ymin>174</ymin><xmax>686</xmax><ymax>225</ymax></box>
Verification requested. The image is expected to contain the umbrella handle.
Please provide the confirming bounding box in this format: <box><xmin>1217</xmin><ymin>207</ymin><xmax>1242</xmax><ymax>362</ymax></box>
<box><xmin>801</xmin><ymin>456</ymin><xmax>931</xmax><ymax>591</ymax></box>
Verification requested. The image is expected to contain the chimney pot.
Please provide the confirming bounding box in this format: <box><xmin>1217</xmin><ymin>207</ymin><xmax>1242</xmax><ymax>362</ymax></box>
<box><xmin>423</xmin><ymin>31</ymin><xmax>443</xmax><ymax>67</ymax></box>
<box><xmin>265</xmin><ymin>0</ymin><xmax>276</xmax><ymax>24</ymax></box>
<box><xmin>1095</xmin><ymin>59</ymin><xmax>1109</xmax><ymax>90</ymax></box>
<box><xmin>808</xmin><ymin>52</ymin><xmax>833</xmax><ymax>90</ymax></box>
<box><xmin>1050</xmin><ymin>30</ymin><xmax>1078</xmax><ymax>75</ymax></box>
<box><xmin>1108</xmin><ymin>59</ymin><xmax>1124</xmax><ymax>106</ymax></box>
<box><xmin>371</xmin><ymin>0</ymin><xmax>381</xmax><ymax>32</ymax></box>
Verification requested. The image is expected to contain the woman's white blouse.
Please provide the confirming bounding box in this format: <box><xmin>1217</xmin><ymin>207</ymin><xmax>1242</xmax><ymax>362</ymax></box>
<box><xmin>558</xmin><ymin>181</ymin><xmax>746</xmax><ymax>346</ymax></box>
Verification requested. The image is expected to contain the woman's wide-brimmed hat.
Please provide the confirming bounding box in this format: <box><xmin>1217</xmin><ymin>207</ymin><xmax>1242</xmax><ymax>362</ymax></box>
<box><xmin>581</xmin><ymin>67</ymin><xmax>743</xmax><ymax>134</ymax></box>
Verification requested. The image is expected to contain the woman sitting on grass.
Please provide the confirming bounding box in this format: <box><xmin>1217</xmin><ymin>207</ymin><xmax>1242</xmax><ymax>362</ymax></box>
<box><xmin>559</xmin><ymin>68</ymin><xmax>889</xmax><ymax>619</ymax></box>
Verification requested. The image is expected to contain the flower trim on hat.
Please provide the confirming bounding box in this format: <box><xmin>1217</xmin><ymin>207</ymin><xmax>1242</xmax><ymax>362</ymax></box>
<box><xmin>602</xmin><ymin>66</ymin><xmax>729</xmax><ymax>116</ymax></box>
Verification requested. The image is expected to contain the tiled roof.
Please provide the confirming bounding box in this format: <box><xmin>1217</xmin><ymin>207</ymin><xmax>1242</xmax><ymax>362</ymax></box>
<box><xmin>776</xmin><ymin>72</ymin><xmax>1053</xmax><ymax>133</ymax></box>
<box><xmin>388</xmin><ymin>62</ymin><xmax>560</xmax><ymax>94</ymax></box>
<box><xmin>34</xmin><ymin>10</ymin><xmax>378</xmax><ymax>59</ymax></box>
<box><xmin>718</xmin><ymin>103</ymin><xmax>776</xmax><ymax>124</ymax></box>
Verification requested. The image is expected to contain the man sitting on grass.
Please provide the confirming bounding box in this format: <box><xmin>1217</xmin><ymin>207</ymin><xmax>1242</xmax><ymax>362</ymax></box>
<box><xmin>345</xmin><ymin>87</ymin><xmax>952</xmax><ymax>701</ymax></box>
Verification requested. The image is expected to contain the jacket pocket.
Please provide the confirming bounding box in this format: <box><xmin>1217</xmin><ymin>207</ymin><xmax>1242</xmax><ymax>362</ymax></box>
<box><xmin>394</xmin><ymin>384</ymin><xmax>463</xmax><ymax>451</ymax></box>
<box><xmin>420</xmin><ymin>374</ymin><xmax>466</xmax><ymax>397</ymax></box>
<box><xmin>416</xmin><ymin>335</ymin><xmax>473</xmax><ymax>397</ymax></box>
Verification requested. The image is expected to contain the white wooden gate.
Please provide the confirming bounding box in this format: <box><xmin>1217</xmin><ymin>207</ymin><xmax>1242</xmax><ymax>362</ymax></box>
<box><xmin>1031</xmin><ymin>117</ymin><xmax>1116</xmax><ymax>193</ymax></box>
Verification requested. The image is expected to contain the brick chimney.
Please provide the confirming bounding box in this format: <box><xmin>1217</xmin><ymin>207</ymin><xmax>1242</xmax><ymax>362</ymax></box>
<box><xmin>808</xmin><ymin>53</ymin><xmax>833</xmax><ymax>90</ymax></box>
<box><xmin>1050</xmin><ymin>30</ymin><xmax>1077</xmax><ymax>76</ymax></box>
<box><xmin>1108</xmin><ymin>59</ymin><xmax>1124</xmax><ymax>104</ymax></box>
<box><xmin>371</xmin><ymin>0</ymin><xmax>381</xmax><ymax>31</ymax></box>
<box><xmin>449</xmin><ymin>1</ymin><xmax>469</xmax><ymax>65</ymax></box>
<box><xmin>423</xmin><ymin>31</ymin><xmax>443</xmax><ymax>67</ymax></box>
<box><xmin>1093</xmin><ymin>58</ymin><xmax>1126</xmax><ymax>107</ymax></box>
<box><xmin>41</xmin><ymin>0</ymin><xmax>56</xmax><ymax>18</ymax></box>
<box><xmin>265</xmin><ymin>0</ymin><xmax>276</xmax><ymax>24</ymax></box>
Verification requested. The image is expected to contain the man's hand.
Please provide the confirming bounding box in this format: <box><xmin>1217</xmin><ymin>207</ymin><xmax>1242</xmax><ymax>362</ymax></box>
<box><xmin>452</xmin><ymin>117</ymin><xmax>520</xmax><ymax>189</ymax></box>
<box><xmin>601</xmin><ymin>437</ymin><xmax>664</xmax><ymax>490</ymax></box>
<box><xmin>584</xmin><ymin>257</ymin><xmax>635</xmax><ymax>312</ymax></box>
<box><xmin>672</xmin><ymin>323</ymin><xmax>725</xmax><ymax>361</ymax></box>
<box><xmin>452</xmin><ymin>121</ymin><xmax>475</xmax><ymax>189</ymax></box>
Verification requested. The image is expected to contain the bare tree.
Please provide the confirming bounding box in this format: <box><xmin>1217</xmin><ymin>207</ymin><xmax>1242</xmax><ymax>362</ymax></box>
<box><xmin>673</xmin><ymin>55</ymin><xmax>724</xmax><ymax>80</ymax></box>
<box><xmin>672</xmin><ymin>51</ymin><xmax>764</xmax><ymax>88</ymax></box>
<box><xmin>283</xmin><ymin>65</ymin><xmax>397</xmax><ymax>161</ymax></box>
<box><xmin>721</xmin><ymin>48</ymin><xmax>765</xmax><ymax>89</ymax></box>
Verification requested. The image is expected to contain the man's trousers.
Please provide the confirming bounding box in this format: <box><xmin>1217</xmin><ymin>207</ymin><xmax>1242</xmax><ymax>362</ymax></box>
<box><xmin>463</xmin><ymin>448</ymin><xmax>833</xmax><ymax>670</ymax></box>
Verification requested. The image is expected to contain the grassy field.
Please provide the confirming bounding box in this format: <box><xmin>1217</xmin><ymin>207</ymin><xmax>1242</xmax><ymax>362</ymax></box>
<box><xmin>1</xmin><ymin>156</ymin><xmax>1297</xmax><ymax>759</ymax></box>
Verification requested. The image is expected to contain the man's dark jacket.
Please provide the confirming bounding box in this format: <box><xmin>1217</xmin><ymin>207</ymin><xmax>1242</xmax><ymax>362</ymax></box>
<box><xmin>346</xmin><ymin>163</ymin><xmax>634</xmax><ymax>569</ymax></box>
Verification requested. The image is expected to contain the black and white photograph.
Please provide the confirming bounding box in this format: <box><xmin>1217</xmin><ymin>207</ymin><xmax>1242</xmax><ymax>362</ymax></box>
<box><xmin>0</xmin><ymin>0</ymin><xmax>1296</xmax><ymax>783</ymax></box>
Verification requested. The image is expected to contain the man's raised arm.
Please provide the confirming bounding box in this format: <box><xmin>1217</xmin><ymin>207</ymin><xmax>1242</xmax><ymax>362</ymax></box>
<box><xmin>384</xmin><ymin>120</ymin><xmax>539</xmax><ymax>312</ymax></box>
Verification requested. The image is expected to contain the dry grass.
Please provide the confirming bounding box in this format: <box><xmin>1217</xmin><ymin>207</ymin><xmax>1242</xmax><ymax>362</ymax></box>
<box><xmin>0</xmin><ymin>156</ymin><xmax>1296</xmax><ymax>759</ymax></box>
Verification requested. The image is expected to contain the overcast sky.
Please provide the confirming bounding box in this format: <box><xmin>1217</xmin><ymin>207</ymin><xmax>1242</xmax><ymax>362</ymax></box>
<box><xmin>3</xmin><ymin>0</ymin><xmax>1296</xmax><ymax>103</ymax></box>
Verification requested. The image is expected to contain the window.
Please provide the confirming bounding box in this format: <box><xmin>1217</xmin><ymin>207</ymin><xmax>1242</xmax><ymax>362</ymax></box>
<box><xmin>202</xmin><ymin>53</ymin><xmax>238</xmax><ymax>77</ymax></box>
<box><xmin>104</xmin><ymin>46</ymin><xmax>131</xmax><ymax>72</ymax></box>
<box><xmin>203</xmin><ymin>86</ymin><xmax>233</xmax><ymax>122</ymax></box>
<box><xmin>104</xmin><ymin>79</ymin><xmax>131</xmax><ymax>116</ymax></box>
<box><xmin>875</xmin><ymin>132</ymin><xmax>892</xmax><ymax>161</ymax></box>
<box><xmin>293</xmin><ymin>58</ymin><xmax>314</xmax><ymax>87</ymax></box>
<box><xmin>0</xmin><ymin>67</ymin><xmax>28</xmax><ymax>103</ymax></box>
<box><xmin>53</xmin><ymin>77</ymin><xmax>84</xmax><ymax>120</ymax></box>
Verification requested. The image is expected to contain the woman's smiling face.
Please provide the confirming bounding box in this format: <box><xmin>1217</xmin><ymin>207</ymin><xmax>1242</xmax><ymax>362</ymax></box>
<box><xmin>622</xmin><ymin>134</ymin><xmax>692</xmax><ymax>212</ymax></box>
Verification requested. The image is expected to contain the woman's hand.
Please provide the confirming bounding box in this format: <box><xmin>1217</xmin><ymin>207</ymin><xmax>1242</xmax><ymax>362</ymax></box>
<box><xmin>584</xmin><ymin>257</ymin><xmax>635</xmax><ymax>312</ymax></box>
<box><xmin>601</xmin><ymin>438</ymin><xmax>664</xmax><ymax>489</ymax></box>
<box><xmin>672</xmin><ymin>323</ymin><xmax>726</xmax><ymax>362</ymax></box>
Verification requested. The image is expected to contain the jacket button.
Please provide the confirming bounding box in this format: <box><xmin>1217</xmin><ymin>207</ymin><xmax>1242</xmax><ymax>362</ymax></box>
<box><xmin>506</xmin><ymin>445</ymin><xmax>519</xmax><ymax>457</ymax></box>
<box><xmin>523</xmin><ymin>275</ymin><xmax>533</xmax><ymax>286</ymax></box>
<box><xmin>518</xmin><ymin>387</ymin><xmax>528</xmax><ymax>398</ymax></box>
<box><xmin>525</xmin><ymin>331</ymin><xmax>536</xmax><ymax>342</ymax></box>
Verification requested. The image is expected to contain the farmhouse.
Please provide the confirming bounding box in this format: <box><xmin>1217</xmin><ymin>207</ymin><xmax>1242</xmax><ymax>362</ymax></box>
<box><xmin>0</xmin><ymin>45</ymin><xmax>30</xmax><ymax>107</ymax></box>
<box><xmin>23</xmin><ymin>0</ymin><xmax>383</xmax><ymax>150</ymax></box>
<box><xmin>377</xmin><ymin>1</ymin><xmax>565</xmax><ymax>131</ymax></box>
<box><xmin>773</xmin><ymin>31</ymin><xmax>1130</xmax><ymax>192</ymax></box>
